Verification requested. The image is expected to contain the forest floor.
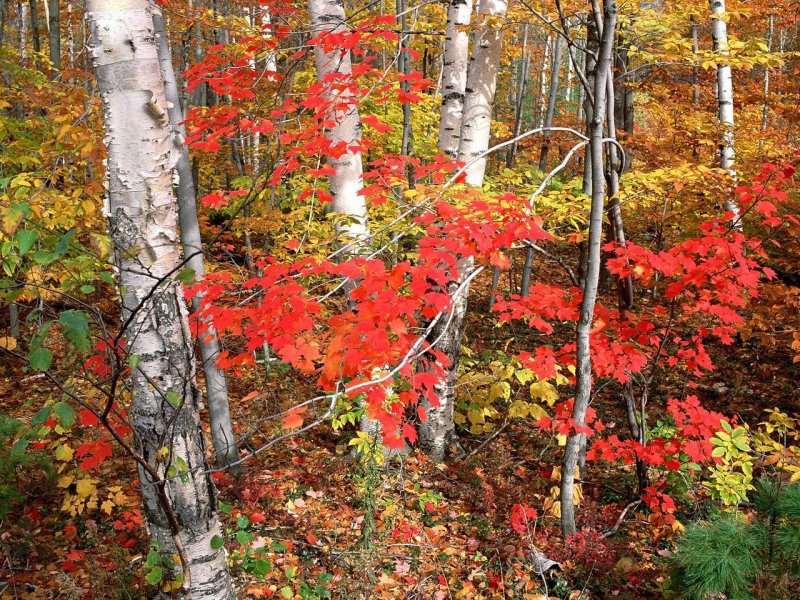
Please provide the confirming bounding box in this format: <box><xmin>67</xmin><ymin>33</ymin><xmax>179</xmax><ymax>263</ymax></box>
<box><xmin>1</xmin><ymin>255</ymin><xmax>798</xmax><ymax>600</ymax></box>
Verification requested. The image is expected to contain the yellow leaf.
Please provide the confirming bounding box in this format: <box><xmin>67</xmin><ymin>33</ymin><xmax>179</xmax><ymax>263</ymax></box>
<box><xmin>101</xmin><ymin>500</ymin><xmax>115</xmax><ymax>514</ymax></box>
<box><xmin>530</xmin><ymin>381</ymin><xmax>559</xmax><ymax>405</ymax></box>
<box><xmin>0</xmin><ymin>337</ymin><xmax>17</xmax><ymax>350</ymax></box>
<box><xmin>75</xmin><ymin>478</ymin><xmax>97</xmax><ymax>499</ymax></box>
<box><xmin>156</xmin><ymin>447</ymin><xmax>170</xmax><ymax>463</ymax></box>
<box><xmin>57</xmin><ymin>475</ymin><xmax>74</xmax><ymax>488</ymax></box>
<box><xmin>55</xmin><ymin>444</ymin><xmax>74</xmax><ymax>462</ymax></box>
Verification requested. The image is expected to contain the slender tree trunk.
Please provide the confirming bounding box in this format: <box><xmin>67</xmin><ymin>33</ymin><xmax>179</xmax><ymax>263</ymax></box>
<box><xmin>9</xmin><ymin>302</ymin><xmax>20</xmax><ymax>338</ymax></box>
<box><xmin>576</xmin><ymin>21</ymin><xmax>598</xmax><ymax>289</ymax></box>
<box><xmin>691</xmin><ymin>18</ymin><xmax>700</xmax><ymax>107</ymax></box>
<box><xmin>28</xmin><ymin>0</ymin><xmax>43</xmax><ymax>70</ymax></box>
<box><xmin>538</xmin><ymin>34</ymin><xmax>563</xmax><ymax>172</ymax></box>
<box><xmin>47</xmin><ymin>0</ymin><xmax>60</xmax><ymax>73</ymax></box>
<box><xmin>710</xmin><ymin>0</ymin><xmax>741</xmax><ymax>229</ymax></box>
<box><xmin>152</xmin><ymin>5</ymin><xmax>240</xmax><ymax>472</ymax></box>
<box><xmin>506</xmin><ymin>22</ymin><xmax>529</xmax><ymax>168</ymax></box>
<box><xmin>86</xmin><ymin>1</ymin><xmax>235</xmax><ymax>597</ymax></box>
<box><xmin>397</xmin><ymin>0</ymin><xmax>414</xmax><ymax>183</ymax></box>
<box><xmin>535</xmin><ymin>35</ymin><xmax>551</xmax><ymax>128</ymax></box>
<box><xmin>438</xmin><ymin>0</ymin><xmax>474</xmax><ymax>157</ymax></box>
<box><xmin>760</xmin><ymin>12</ymin><xmax>773</xmax><ymax>138</ymax></box>
<box><xmin>418</xmin><ymin>0</ymin><xmax>508</xmax><ymax>461</ymax></box>
<box><xmin>561</xmin><ymin>0</ymin><xmax>617</xmax><ymax>538</ymax></box>
<box><xmin>520</xmin><ymin>245</ymin><xmax>535</xmax><ymax>296</ymax></box>
<box><xmin>18</xmin><ymin>2</ymin><xmax>28</xmax><ymax>60</ymax></box>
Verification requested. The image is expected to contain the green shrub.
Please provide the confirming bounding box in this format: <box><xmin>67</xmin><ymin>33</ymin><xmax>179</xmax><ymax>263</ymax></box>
<box><xmin>670</xmin><ymin>478</ymin><xmax>800</xmax><ymax>600</ymax></box>
<box><xmin>0</xmin><ymin>413</ymin><xmax>53</xmax><ymax>519</ymax></box>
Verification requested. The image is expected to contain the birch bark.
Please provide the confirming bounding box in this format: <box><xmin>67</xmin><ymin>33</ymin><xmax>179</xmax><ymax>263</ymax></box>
<box><xmin>710</xmin><ymin>0</ymin><xmax>742</xmax><ymax>229</ymax></box>
<box><xmin>86</xmin><ymin>1</ymin><xmax>235</xmax><ymax>597</ymax></box>
<box><xmin>418</xmin><ymin>0</ymin><xmax>508</xmax><ymax>461</ymax></box>
<box><xmin>438</xmin><ymin>0</ymin><xmax>474</xmax><ymax>157</ymax></box>
<box><xmin>152</xmin><ymin>5</ymin><xmax>240</xmax><ymax>472</ymax></box>
<box><xmin>308</xmin><ymin>0</ymin><xmax>369</xmax><ymax>245</ymax></box>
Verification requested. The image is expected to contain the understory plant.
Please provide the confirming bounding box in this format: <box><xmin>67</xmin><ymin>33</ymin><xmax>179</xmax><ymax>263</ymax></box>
<box><xmin>669</xmin><ymin>478</ymin><xmax>800</xmax><ymax>599</ymax></box>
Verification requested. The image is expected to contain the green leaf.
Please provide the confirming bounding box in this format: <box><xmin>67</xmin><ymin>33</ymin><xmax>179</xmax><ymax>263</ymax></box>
<box><xmin>176</xmin><ymin>268</ymin><xmax>196</xmax><ymax>285</ymax></box>
<box><xmin>80</xmin><ymin>284</ymin><xmax>96</xmax><ymax>294</ymax></box>
<box><xmin>29</xmin><ymin>347</ymin><xmax>53</xmax><ymax>371</ymax></box>
<box><xmin>210</xmin><ymin>535</ymin><xmax>224</xmax><ymax>550</ymax></box>
<box><xmin>11</xmin><ymin>438</ymin><xmax>28</xmax><ymax>459</ymax></box>
<box><xmin>145</xmin><ymin>566</ymin><xmax>163</xmax><ymax>585</ymax></box>
<box><xmin>280</xmin><ymin>586</ymin><xmax>294</xmax><ymax>599</ymax></box>
<box><xmin>31</xmin><ymin>406</ymin><xmax>51</xmax><ymax>427</ymax></box>
<box><xmin>16</xmin><ymin>230</ymin><xmax>37</xmax><ymax>255</ymax></box>
<box><xmin>165</xmin><ymin>391</ymin><xmax>181</xmax><ymax>407</ymax></box>
<box><xmin>236</xmin><ymin>516</ymin><xmax>250</xmax><ymax>529</ymax></box>
<box><xmin>100</xmin><ymin>271</ymin><xmax>114</xmax><ymax>285</ymax></box>
<box><xmin>129</xmin><ymin>354</ymin><xmax>140</xmax><ymax>370</ymax></box>
<box><xmin>54</xmin><ymin>402</ymin><xmax>75</xmax><ymax>428</ymax></box>
<box><xmin>219</xmin><ymin>500</ymin><xmax>233</xmax><ymax>514</ymax></box>
<box><xmin>236</xmin><ymin>529</ymin><xmax>254</xmax><ymax>545</ymax></box>
<box><xmin>59</xmin><ymin>310</ymin><xmax>91</xmax><ymax>352</ymax></box>
<box><xmin>54</xmin><ymin>229</ymin><xmax>76</xmax><ymax>256</ymax></box>
<box><xmin>146</xmin><ymin>550</ymin><xmax>161</xmax><ymax>568</ymax></box>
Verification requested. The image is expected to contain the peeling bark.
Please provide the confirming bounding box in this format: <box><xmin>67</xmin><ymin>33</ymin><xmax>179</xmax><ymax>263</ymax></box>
<box><xmin>307</xmin><ymin>0</ymin><xmax>369</xmax><ymax>246</ymax></box>
<box><xmin>152</xmin><ymin>6</ymin><xmax>240</xmax><ymax>472</ymax></box>
<box><xmin>86</xmin><ymin>2</ymin><xmax>235</xmax><ymax>597</ymax></box>
<box><xmin>710</xmin><ymin>0</ymin><xmax>741</xmax><ymax>229</ymax></box>
<box><xmin>457</xmin><ymin>0</ymin><xmax>508</xmax><ymax>185</ymax></box>
<box><xmin>438</xmin><ymin>0</ymin><xmax>474</xmax><ymax>157</ymax></box>
<box><xmin>419</xmin><ymin>0</ymin><xmax>507</xmax><ymax>461</ymax></box>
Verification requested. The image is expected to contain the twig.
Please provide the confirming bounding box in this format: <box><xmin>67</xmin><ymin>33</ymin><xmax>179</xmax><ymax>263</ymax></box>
<box><xmin>601</xmin><ymin>499</ymin><xmax>641</xmax><ymax>538</ymax></box>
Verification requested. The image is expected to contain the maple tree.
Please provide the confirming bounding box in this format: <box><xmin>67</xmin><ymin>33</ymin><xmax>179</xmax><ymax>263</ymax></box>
<box><xmin>0</xmin><ymin>0</ymin><xmax>799</xmax><ymax>598</ymax></box>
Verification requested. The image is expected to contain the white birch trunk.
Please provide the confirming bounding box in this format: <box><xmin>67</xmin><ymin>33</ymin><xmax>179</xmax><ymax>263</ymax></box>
<box><xmin>308</xmin><ymin>0</ymin><xmax>369</xmax><ymax>244</ymax></box>
<box><xmin>457</xmin><ymin>0</ymin><xmax>508</xmax><ymax>185</ymax></box>
<box><xmin>438</xmin><ymin>0</ymin><xmax>474</xmax><ymax>157</ymax></box>
<box><xmin>152</xmin><ymin>5</ymin><xmax>240</xmax><ymax>472</ymax></box>
<box><xmin>710</xmin><ymin>0</ymin><xmax>741</xmax><ymax>229</ymax></box>
<box><xmin>418</xmin><ymin>0</ymin><xmax>507</xmax><ymax>461</ymax></box>
<box><xmin>86</xmin><ymin>2</ymin><xmax>235</xmax><ymax>597</ymax></box>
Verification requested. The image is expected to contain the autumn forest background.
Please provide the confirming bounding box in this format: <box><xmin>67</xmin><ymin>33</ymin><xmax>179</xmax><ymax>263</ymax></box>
<box><xmin>1</xmin><ymin>0</ymin><xmax>799</xmax><ymax>598</ymax></box>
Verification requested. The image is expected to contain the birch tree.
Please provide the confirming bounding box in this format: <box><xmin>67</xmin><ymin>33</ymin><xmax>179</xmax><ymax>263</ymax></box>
<box><xmin>418</xmin><ymin>0</ymin><xmax>508</xmax><ymax>461</ymax></box>
<box><xmin>438</xmin><ymin>0</ymin><xmax>474</xmax><ymax>157</ymax></box>
<box><xmin>308</xmin><ymin>0</ymin><xmax>369</xmax><ymax>245</ymax></box>
<box><xmin>152</xmin><ymin>5</ymin><xmax>240</xmax><ymax>471</ymax></box>
<box><xmin>86</xmin><ymin>1</ymin><xmax>235</xmax><ymax>596</ymax></box>
<box><xmin>710</xmin><ymin>0</ymin><xmax>742</xmax><ymax>229</ymax></box>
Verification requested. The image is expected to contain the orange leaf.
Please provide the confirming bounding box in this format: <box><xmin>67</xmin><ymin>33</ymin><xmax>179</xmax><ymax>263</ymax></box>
<box><xmin>282</xmin><ymin>406</ymin><xmax>307</xmax><ymax>430</ymax></box>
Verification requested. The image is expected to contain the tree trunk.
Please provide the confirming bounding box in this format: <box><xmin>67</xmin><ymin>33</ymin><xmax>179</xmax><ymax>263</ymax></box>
<box><xmin>506</xmin><ymin>22</ymin><xmax>529</xmax><ymax>168</ymax></box>
<box><xmin>710</xmin><ymin>0</ymin><xmax>741</xmax><ymax>229</ymax></box>
<box><xmin>307</xmin><ymin>0</ymin><xmax>369</xmax><ymax>245</ymax></box>
<box><xmin>47</xmin><ymin>0</ymin><xmax>60</xmax><ymax>73</ymax></box>
<box><xmin>560</xmin><ymin>0</ymin><xmax>616</xmax><ymax>538</ymax></box>
<box><xmin>576</xmin><ymin>21</ymin><xmax>598</xmax><ymax>289</ymax></box>
<box><xmin>538</xmin><ymin>34</ymin><xmax>563</xmax><ymax>172</ymax></box>
<box><xmin>457</xmin><ymin>0</ymin><xmax>508</xmax><ymax>185</ymax></box>
<box><xmin>418</xmin><ymin>0</ymin><xmax>508</xmax><ymax>461</ymax></box>
<box><xmin>152</xmin><ymin>5</ymin><xmax>240</xmax><ymax>472</ymax></box>
<box><xmin>86</xmin><ymin>2</ymin><xmax>235</xmax><ymax>597</ymax></box>
<box><xmin>28</xmin><ymin>0</ymin><xmax>43</xmax><ymax>70</ymax></box>
<box><xmin>760</xmin><ymin>12</ymin><xmax>773</xmax><ymax>139</ymax></box>
<box><xmin>438</xmin><ymin>0</ymin><xmax>474</xmax><ymax>157</ymax></box>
